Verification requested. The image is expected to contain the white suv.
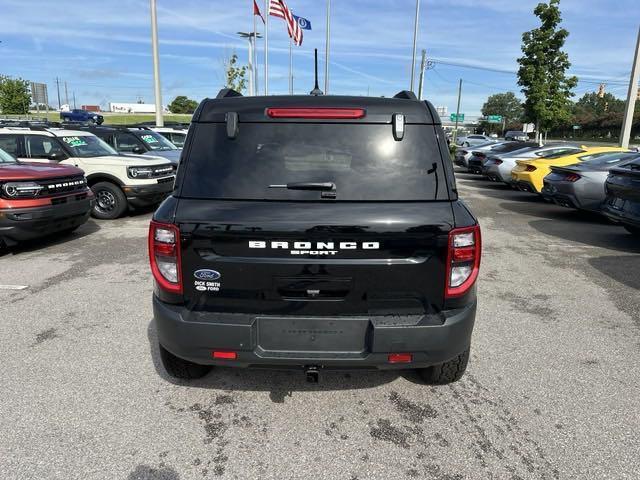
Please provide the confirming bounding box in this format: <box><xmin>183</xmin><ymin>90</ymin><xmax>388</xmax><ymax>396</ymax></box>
<box><xmin>0</xmin><ymin>126</ymin><xmax>175</xmax><ymax>219</ymax></box>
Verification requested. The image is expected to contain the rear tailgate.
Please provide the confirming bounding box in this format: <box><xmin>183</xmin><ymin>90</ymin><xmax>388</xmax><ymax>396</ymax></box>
<box><xmin>177</xmin><ymin>200</ymin><xmax>454</xmax><ymax>316</ymax></box>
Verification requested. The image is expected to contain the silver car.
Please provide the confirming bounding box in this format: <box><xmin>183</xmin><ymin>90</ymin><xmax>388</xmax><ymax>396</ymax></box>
<box><xmin>541</xmin><ymin>151</ymin><xmax>640</xmax><ymax>211</ymax></box>
<box><xmin>483</xmin><ymin>144</ymin><xmax>584</xmax><ymax>184</ymax></box>
<box><xmin>456</xmin><ymin>134</ymin><xmax>494</xmax><ymax>147</ymax></box>
<box><xmin>454</xmin><ymin>141</ymin><xmax>499</xmax><ymax>168</ymax></box>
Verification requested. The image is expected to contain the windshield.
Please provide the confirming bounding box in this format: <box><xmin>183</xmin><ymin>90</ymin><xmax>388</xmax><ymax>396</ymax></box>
<box><xmin>60</xmin><ymin>135</ymin><xmax>119</xmax><ymax>157</ymax></box>
<box><xmin>0</xmin><ymin>147</ymin><xmax>17</xmax><ymax>163</ymax></box>
<box><xmin>135</xmin><ymin>131</ymin><xmax>177</xmax><ymax>151</ymax></box>
<box><xmin>181</xmin><ymin>123</ymin><xmax>447</xmax><ymax>201</ymax></box>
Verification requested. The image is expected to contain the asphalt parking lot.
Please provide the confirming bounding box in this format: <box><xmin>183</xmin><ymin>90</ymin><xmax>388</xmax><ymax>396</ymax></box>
<box><xmin>1</xmin><ymin>171</ymin><xmax>639</xmax><ymax>480</ymax></box>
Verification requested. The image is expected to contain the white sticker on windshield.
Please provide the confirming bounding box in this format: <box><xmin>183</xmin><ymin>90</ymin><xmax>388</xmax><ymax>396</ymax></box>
<box><xmin>62</xmin><ymin>136</ymin><xmax>87</xmax><ymax>147</ymax></box>
<box><xmin>141</xmin><ymin>134</ymin><xmax>158</xmax><ymax>144</ymax></box>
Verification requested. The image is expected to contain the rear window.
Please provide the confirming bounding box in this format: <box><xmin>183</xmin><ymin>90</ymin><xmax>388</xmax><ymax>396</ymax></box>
<box><xmin>181</xmin><ymin>123</ymin><xmax>447</xmax><ymax>201</ymax></box>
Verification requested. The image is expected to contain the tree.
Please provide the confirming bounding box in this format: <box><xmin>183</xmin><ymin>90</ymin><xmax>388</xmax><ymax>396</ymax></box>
<box><xmin>167</xmin><ymin>95</ymin><xmax>199</xmax><ymax>114</ymax></box>
<box><xmin>0</xmin><ymin>76</ymin><xmax>31</xmax><ymax>114</ymax></box>
<box><xmin>517</xmin><ymin>0</ymin><xmax>577</xmax><ymax>140</ymax></box>
<box><xmin>480</xmin><ymin>92</ymin><xmax>524</xmax><ymax>134</ymax></box>
<box><xmin>225</xmin><ymin>54</ymin><xmax>247</xmax><ymax>93</ymax></box>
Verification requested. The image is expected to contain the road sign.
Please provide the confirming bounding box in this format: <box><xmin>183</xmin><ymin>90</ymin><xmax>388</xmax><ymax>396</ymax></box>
<box><xmin>450</xmin><ymin>113</ymin><xmax>464</xmax><ymax>122</ymax></box>
<box><xmin>487</xmin><ymin>115</ymin><xmax>503</xmax><ymax>123</ymax></box>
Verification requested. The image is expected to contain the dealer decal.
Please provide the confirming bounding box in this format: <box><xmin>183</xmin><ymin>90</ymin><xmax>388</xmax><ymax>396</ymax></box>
<box><xmin>62</xmin><ymin>136</ymin><xmax>88</xmax><ymax>147</ymax></box>
<box><xmin>193</xmin><ymin>269</ymin><xmax>221</xmax><ymax>292</ymax></box>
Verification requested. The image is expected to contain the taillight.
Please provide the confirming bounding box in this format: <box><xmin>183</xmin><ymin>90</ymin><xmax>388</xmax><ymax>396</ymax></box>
<box><xmin>460</xmin><ymin>150</ymin><xmax>468</xmax><ymax>156</ymax></box>
<box><xmin>149</xmin><ymin>221</ymin><xmax>182</xmax><ymax>294</ymax></box>
<box><xmin>494</xmin><ymin>159</ymin><xmax>503</xmax><ymax>165</ymax></box>
<box><xmin>477</xmin><ymin>153</ymin><xmax>486</xmax><ymax>159</ymax></box>
<box><xmin>564</xmin><ymin>173</ymin><xmax>581</xmax><ymax>182</ymax></box>
<box><xmin>525</xmin><ymin>165</ymin><xmax>537</xmax><ymax>172</ymax></box>
<box><xmin>446</xmin><ymin>225</ymin><xmax>481</xmax><ymax>298</ymax></box>
<box><xmin>266</xmin><ymin>107</ymin><xmax>366</xmax><ymax>119</ymax></box>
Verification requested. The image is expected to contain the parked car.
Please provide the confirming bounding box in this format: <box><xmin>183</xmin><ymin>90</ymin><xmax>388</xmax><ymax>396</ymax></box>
<box><xmin>145</xmin><ymin>125</ymin><xmax>189</xmax><ymax>148</ymax></box>
<box><xmin>483</xmin><ymin>144</ymin><xmax>582</xmax><ymax>184</ymax></box>
<box><xmin>511</xmin><ymin>147</ymin><xmax>627</xmax><ymax>193</ymax></box>
<box><xmin>541</xmin><ymin>151</ymin><xmax>640</xmax><ymax>211</ymax></box>
<box><xmin>504</xmin><ymin>131</ymin><xmax>529</xmax><ymax>142</ymax></box>
<box><xmin>602</xmin><ymin>157</ymin><xmax>640</xmax><ymax>236</ymax></box>
<box><xmin>0</xmin><ymin>146</ymin><xmax>93</xmax><ymax>248</ymax></box>
<box><xmin>456</xmin><ymin>134</ymin><xmax>495</xmax><ymax>147</ymax></box>
<box><xmin>454</xmin><ymin>141</ymin><xmax>500</xmax><ymax>169</ymax></box>
<box><xmin>73</xmin><ymin>125</ymin><xmax>181</xmax><ymax>166</ymax></box>
<box><xmin>60</xmin><ymin>109</ymin><xmax>104</xmax><ymax>125</ymax></box>
<box><xmin>0</xmin><ymin>125</ymin><xmax>175</xmax><ymax>219</ymax></box>
<box><xmin>151</xmin><ymin>89</ymin><xmax>481</xmax><ymax>384</ymax></box>
<box><xmin>468</xmin><ymin>141</ymin><xmax>538</xmax><ymax>174</ymax></box>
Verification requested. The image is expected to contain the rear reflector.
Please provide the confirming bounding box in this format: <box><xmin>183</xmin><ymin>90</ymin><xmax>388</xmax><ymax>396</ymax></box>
<box><xmin>212</xmin><ymin>351</ymin><xmax>237</xmax><ymax>360</ymax></box>
<box><xmin>266</xmin><ymin>107</ymin><xmax>366</xmax><ymax>119</ymax></box>
<box><xmin>388</xmin><ymin>353</ymin><xmax>413</xmax><ymax>364</ymax></box>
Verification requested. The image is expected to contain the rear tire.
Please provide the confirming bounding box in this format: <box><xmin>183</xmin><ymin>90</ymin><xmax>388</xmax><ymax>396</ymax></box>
<box><xmin>91</xmin><ymin>182</ymin><xmax>127</xmax><ymax>219</ymax></box>
<box><xmin>418</xmin><ymin>348</ymin><xmax>470</xmax><ymax>385</ymax></box>
<box><xmin>159</xmin><ymin>344</ymin><xmax>212</xmax><ymax>379</ymax></box>
<box><xmin>624</xmin><ymin>225</ymin><xmax>640</xmax><ymax>236</ymax></box>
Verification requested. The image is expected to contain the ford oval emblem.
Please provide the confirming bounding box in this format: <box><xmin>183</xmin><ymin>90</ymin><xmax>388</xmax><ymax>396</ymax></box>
<box><xmin>194</xmin><ymin>269</ymin><xmax>221</xmax><ymax>280</ymax></box>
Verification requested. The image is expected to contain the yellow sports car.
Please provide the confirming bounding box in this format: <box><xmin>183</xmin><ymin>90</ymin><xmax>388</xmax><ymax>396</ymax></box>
<box><xmin>511</xmin><ymin>146</ymin><xmax>628</xmax><ymax>193</ymax></box>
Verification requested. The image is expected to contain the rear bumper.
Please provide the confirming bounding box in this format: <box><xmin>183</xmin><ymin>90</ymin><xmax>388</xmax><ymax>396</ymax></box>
<box><xmin>153</xmin><ymin>296</ymin><xmax>477</xmax><ymax>370</ymax></box>
<box><xmin>123</xmin><ymin>179</ymin><xmax>174</xmax><ymax>207</ymax></box>
<box><xmin>602</xmin><ymin>198</ymin><xmax>640</xmax><ymax>228</ymax></box>
<box><xmin>0</xmin><ymin>195</ymin><xmax>93</xmax><ymax>244</ymax></box>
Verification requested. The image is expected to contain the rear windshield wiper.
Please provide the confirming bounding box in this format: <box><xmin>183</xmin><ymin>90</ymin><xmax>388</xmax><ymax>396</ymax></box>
<box><xmin>269</xmin><ymin>182</ymin><xmax>335</xmax><ymax>191</ymax></box>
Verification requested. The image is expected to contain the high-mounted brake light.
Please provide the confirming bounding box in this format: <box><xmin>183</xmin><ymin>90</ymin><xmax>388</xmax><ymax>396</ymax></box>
<box><xmin>445</xmin><ymin>225</ymin><xmax>481</xmax><ymax>298</ymax></box>
<box><xmin>266</xmin><ymin>107</ymin><xmax>366</xmax><ymax>119</ymax></box>
<box><xmin>149</xmin><ymin>221</ymin><xmax>182</xmax><ymax>294</ymax></box>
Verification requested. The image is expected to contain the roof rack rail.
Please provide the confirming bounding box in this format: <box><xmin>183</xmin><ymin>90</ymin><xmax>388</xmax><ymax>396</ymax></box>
<box><xmin>393</xmin><ymin>90</ymin><xmax>418</xmax><ymax>100</ymax></box>
<box><xmin>216</xmin><ymin>88</ymin><xmax>243</xmax><ymax>99</ymax></box>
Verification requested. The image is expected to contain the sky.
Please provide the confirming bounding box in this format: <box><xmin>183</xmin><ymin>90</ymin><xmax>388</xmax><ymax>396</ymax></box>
<box><xmin>0</xmin><ymin>0</ymin><xmax>638</xmax><ymax>116</ymax></box>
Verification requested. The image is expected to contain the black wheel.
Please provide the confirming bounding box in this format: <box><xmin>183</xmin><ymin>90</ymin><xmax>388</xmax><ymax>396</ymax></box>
<box><xmin>91</xmin><ymin>182</ymin><xmax>127</xmax><ymax>219</ymax></box>
<box><xmin>418</xmin><ymin>348</ymin><xmax>470</xmax><ymax>385</ymax></box>
<box><xmin>159</xmin><ymin>344</ymin><xmax>212</xmax><ymax>379</ymax></box>
<box><xmin>623</xmin><ymin>225</ymin><xmax>640</xmax><ymax>236</ymax></box>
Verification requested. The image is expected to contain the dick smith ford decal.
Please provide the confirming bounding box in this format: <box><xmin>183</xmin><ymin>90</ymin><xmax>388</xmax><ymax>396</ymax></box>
<box><xmin>193</xmin><ymin>269</ymin><xmax>221</xmax><ymax>292</ymax></box>
<box><xmin>248</xmin><ymin>240</ymin><xmax>380</xmax><ymax>256</ymax></box>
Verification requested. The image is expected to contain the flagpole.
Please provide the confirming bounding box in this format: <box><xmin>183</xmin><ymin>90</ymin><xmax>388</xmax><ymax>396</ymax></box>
<box><xmin>289</xmin><ymin>37</ymin><xmax>293</xmax><ymax>94</ymax></box>
<box><xmin>264</xmin><ymin>0</ymin><xmax>269</xmax><ymax>95</ymax></box>
<box><xmin>324</xmin><ymin>0</ymin><xmax>331</xmax><ymax>94</ymax></box>
<box><xmin>410</xmin><ymin>0</ymin><xmax>420</xmax><ymax>92</ymax></box>
<box><xmin>253</xmin><ymin>2</ymin><xmax>258</xmax><ymax>95</ymax></box>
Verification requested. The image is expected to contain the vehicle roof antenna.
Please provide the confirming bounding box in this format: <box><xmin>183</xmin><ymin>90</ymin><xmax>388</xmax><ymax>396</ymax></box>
<box><xmin>310</xmin><ymin>48</ymin><xmax>324</xmax><ymax>96</ymax></box>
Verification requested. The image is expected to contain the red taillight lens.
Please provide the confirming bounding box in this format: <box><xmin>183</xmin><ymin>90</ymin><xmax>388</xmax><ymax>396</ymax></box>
<box><xmin>212</xmin><ymin>351</ymin><xmax>237</xmax><ymax>360</ymax></box>
<box><xmin>445</xmin><ymin>225</ymin><xmax>481</xmax><ymax>298</ymax></box>
<box><xmin>525</xmin><ymin>165</ymin><xmax>537</xmax><ymax>172</ymax></box>
<box><xmin>565</xmin><ymin>173</ymin><xmax>581</xmax><ymax>182</ymax></box>
<box><xmin>494</xmin><ymin>159</ymin><xmax>503</xmax><ymax>165</ymax></box>
<box><xmin>149</xmin><ymin>221</ymin><xmax>182</xmax><ymax>294</ymax></box>
<box><xmin>477</xmin><ymin>153</ymin><xmax>486</xmax><ymax>159</ymax></box>
<box><xmin>388</xmin><ymin>353</ymin><xmax>413</xmax><ymax>364</ymax></box>
<box><xmin>266</xmin><ymin>107</ymin><xmax>366</xmax><ymax>119</ymax></box>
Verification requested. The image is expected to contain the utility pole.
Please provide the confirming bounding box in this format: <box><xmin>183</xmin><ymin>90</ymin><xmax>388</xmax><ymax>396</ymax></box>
<box><xmin>150</xmin><ymin>0</ymin><xmax>164</xmax><ymax>126</ymax></box>
<box><xmin>410</xmin><ymin>0</ymin><xmax>420</xmax><ymax>92</ymax></box>
<box><xmin>452</xmin><ymin>79</ymin><xmax>462</xmax><ymax>145</ymax></box>
<box><xmin>73</xmin><ymin>92</ymin><xmax>77</xmax><ymax>109</ymax></box>
<box><xmin>264</xmin><ymin>0</ymin><xmax>269</xmax><ymax>95</ymax></box>
<box><xmin>64</xmin><ymin>81</ymin><xmax>69</xmax><ymax>106</ymax></box>
<box><xmin>620</xmin><ymin>26</ymin><xmax>640</xmax><ymax>149</ymax></box>
<box><xmin>417</xmin><ymin>49</ymin><xmax>426</xmax><ymax>100</ymax></box>
<box><xmin>324</xmin><ymin>0</ymin><xmax>331</xmax><ymax>94</ymax></box>
<box><xmin>55</xmin><ymin>77</ymin><xmax>61</xmax><ymax>110</ymax></box>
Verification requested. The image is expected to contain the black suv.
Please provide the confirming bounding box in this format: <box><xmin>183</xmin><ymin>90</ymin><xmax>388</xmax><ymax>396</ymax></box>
<box><xmin>150</xmin><ymin>89</ymin><xmax>481</xmax><ymax>384</ymax></box>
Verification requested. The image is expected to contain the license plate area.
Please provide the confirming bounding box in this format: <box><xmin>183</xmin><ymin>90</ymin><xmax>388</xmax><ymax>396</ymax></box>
<box><xmin>257</xmin><ymin>317</ymin><xmax>369</xmax><ymax>354</ymax></box>
<box><xmin>609</xmin><ymin>197</ymin><xmax>626</xmax><ymax>210</ymax></box>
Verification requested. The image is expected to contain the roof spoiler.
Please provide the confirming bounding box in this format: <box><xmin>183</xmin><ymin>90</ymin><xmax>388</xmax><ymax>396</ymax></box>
<box><xmin>216</xmin><ymin>88</ymin><xmax>243</xmax><ymax>99</ymax></box>
<box><xmin>393</xmin><ymin>90</ymin><xmax>418</xmax><ymax>100</ymax></box>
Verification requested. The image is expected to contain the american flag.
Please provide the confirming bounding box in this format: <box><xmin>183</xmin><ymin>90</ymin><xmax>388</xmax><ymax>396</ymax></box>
<box><xmin>269</xmin><ymin>0</ymin><xmax>303</xmax><ymax>46</ymax></box>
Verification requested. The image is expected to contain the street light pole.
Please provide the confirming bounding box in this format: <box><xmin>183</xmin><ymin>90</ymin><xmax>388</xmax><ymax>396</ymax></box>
<box><xmin>452</xmin><ymin>79</ymin><xmax>462</xmax><ymax>145</ymax></box>
<box><xmin>238</xmin><ymin>32</ymin><xmax>262</xmax><ymax>96</ymax></box>
<box><xmin>620</xmin><ymin>26</ymin><xmax>640</xmax><ymax>149</ymax></box>
<box><xmin>150</xmin><ymin>0</ymin><xmax>164</xmax><ymax>126</ymax></box>
<box><xmin>324</xmin><ymin>0</ymin><xmax>331</xmax><ymax>94</ymax></box>
<box><xmin>410</xmin><ymin>0</ymin><xmax>420</xmax><ymax>92</ymax></box>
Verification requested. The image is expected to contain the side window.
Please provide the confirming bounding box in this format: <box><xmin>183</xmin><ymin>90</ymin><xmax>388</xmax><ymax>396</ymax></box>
<box><xmin>24</xmin><ymin>135</ymin><xmax>67</xmax><ymax>160</ymax></box>
<box><xmin>169</xmin><ymin>133</ymin><xmax>185</xmax><ymax>148</ymax></box>
<box><xmin>0</xmin><ymin>135</ymin><xmax>21</xmax><ymax>156</ymax></box>
<box><xmin>115</xmin><ymin>132</ymin><xmax>142</xmax><ymax>152</ymax></box>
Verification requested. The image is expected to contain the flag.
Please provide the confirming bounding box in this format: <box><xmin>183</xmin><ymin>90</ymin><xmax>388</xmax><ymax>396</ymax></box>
<box><xmin>253</xmin><ymin>0</ymin><xmax>264</xmax><ymax>23</ymax></box>
<box><xmin>269</xmin><ymin>0</ymin><xmax>303</xmax><ymax>46</ymax></box>
<box><xmin>293</xmin><ymin>15</ymin><xmax>311</xmax><ymax>30</ymax></box>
